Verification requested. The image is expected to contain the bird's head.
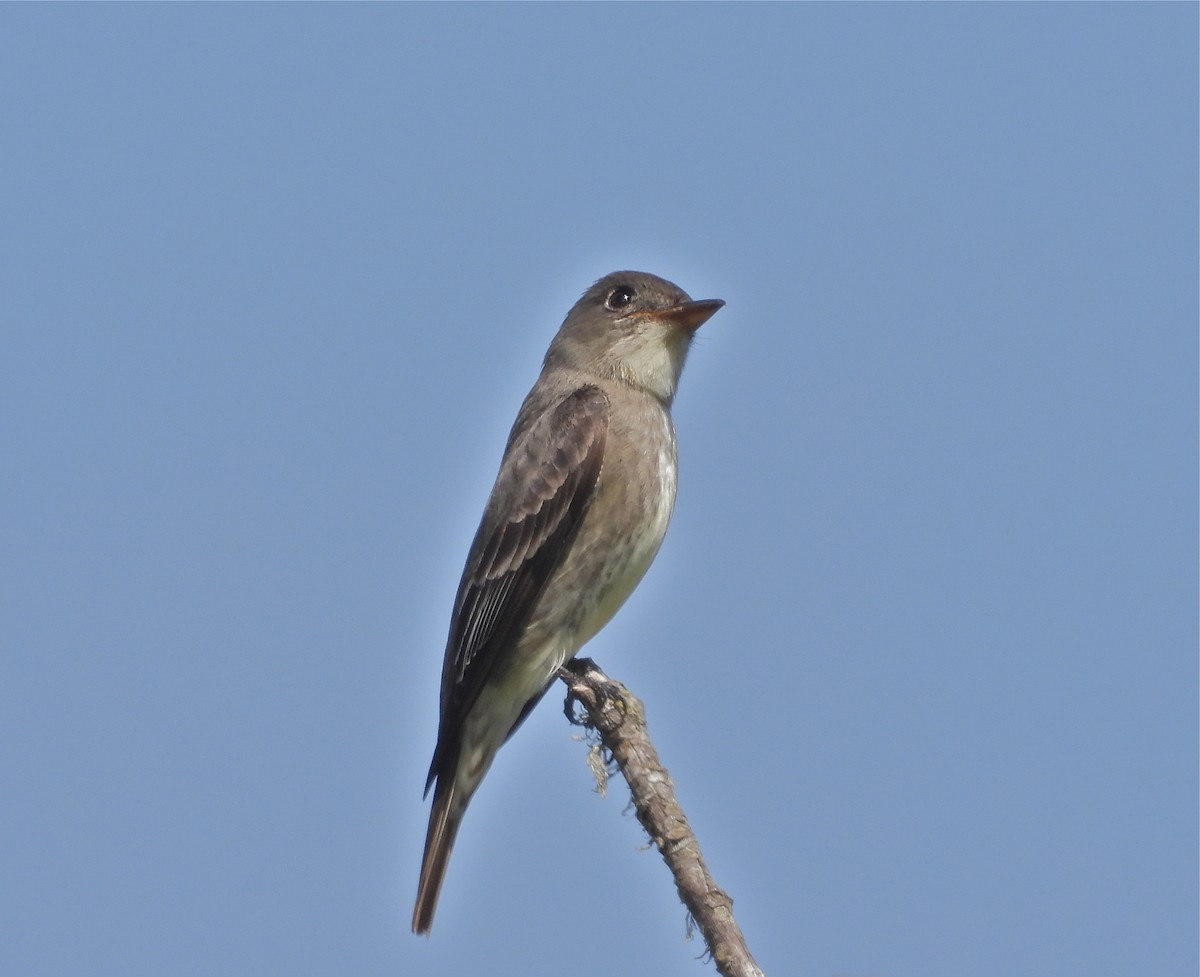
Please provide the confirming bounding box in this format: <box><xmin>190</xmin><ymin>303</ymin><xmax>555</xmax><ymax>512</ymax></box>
<box><xmin>544</xmin><ymin>271</ymin><xmax>724</xmax><ymax>405</ymax></box>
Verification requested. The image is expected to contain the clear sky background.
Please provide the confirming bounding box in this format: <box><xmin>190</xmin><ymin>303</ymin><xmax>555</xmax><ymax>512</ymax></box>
<box><xmin>2</xmin><ymin>6</ymin><xmax>1195</xmax><ymax>977</ymax></box>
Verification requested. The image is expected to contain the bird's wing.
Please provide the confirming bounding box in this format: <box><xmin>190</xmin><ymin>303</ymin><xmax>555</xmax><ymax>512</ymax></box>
<box><xmin>425</xmin><ymin>384</ymin><xmax>609</xmax><ymax>793</ymax></box>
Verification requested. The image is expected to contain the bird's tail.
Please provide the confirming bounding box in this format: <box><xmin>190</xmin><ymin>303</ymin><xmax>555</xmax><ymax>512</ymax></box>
<box><xmin>412</xmin><ymin>777</ymin><xmax>461</xmax><ymax>935</ymax></box>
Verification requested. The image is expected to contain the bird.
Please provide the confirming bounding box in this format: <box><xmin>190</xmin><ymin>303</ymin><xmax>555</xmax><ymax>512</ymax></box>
<box><xmin>413</xmin><ymin>270</ymin><xmax>723</xmax><ymax>934</ymax></box>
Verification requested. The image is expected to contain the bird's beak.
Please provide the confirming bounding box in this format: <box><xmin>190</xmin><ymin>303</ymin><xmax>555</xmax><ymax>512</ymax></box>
<box><xmin>646</xmin><ymin>298</ymin><xmax>725</xmax><ymax>333</ymax></box>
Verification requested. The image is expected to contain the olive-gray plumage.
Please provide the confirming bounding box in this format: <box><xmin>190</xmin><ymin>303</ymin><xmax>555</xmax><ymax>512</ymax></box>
<box><xmin>413</xmin><ymin>271</ymin><xmax>723</xmax><ymax>934</ymax></box>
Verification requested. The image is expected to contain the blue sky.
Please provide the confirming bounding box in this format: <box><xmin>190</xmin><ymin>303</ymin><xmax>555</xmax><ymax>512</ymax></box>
<box><xmin>2</xmin><ymin>5</ymin><xmax>1195</xmax><ymax>977</ymax></box>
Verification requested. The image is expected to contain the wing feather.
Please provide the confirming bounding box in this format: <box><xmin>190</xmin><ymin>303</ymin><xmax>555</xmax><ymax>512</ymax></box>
<box><xmin>424</xmin><ymin>385</ymin><xmax>609</xmax><ymax>794</ymax></box>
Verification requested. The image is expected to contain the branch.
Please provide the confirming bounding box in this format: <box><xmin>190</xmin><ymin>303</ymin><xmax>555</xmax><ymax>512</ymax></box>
<box><xmin>557</xmin><ymin>658</ymin><xmax>765</xmax><ymax>977</ymax></box>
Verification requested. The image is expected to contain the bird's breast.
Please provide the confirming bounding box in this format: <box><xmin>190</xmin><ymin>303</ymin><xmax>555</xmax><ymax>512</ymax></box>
<box><xmin>556</xmin><ymin>402</ymin><xmax>678</xmax><ymax>650</ymax></box>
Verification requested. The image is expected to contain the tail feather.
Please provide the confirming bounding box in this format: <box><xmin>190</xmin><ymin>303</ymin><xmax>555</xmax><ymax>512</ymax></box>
<box><xmin>412</xmin><ymin>778</ymin><xmax>460</xmax><ymax>935</ymax></box>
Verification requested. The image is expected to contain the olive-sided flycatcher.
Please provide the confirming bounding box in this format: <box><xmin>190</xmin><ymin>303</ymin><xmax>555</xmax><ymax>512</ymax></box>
<box><xmin>413</xmin><ymin>271</ymin><xmax>723</xmax><ymax>934</ymax></box>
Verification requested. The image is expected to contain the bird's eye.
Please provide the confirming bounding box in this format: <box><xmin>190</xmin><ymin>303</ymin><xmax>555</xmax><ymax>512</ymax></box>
<box><xmin>605</xmin><ymin>285</ymin><xmax>636</xmax><ymax>311</ymax></box>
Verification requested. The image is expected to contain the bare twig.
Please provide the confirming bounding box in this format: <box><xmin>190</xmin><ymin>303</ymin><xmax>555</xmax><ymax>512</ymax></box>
<box><xmin>557</xmin><ymin>657</ymin><xmax>765</xmax><ymax>977</ymax></box>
